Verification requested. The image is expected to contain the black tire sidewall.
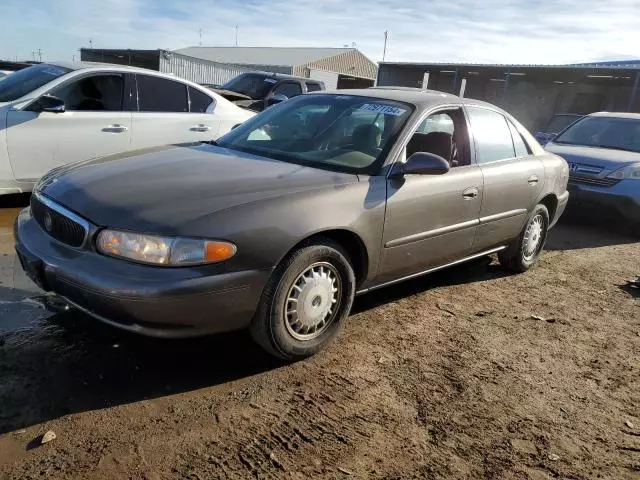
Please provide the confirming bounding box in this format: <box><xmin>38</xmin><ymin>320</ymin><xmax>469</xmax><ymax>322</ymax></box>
<box><xmin>263</xmin><ymin>243</ymin><xmax>355</xmax><ymax>359</ymax></box>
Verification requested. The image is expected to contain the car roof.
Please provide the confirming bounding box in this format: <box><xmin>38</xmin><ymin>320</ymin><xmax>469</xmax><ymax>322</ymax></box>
<box><xmin>45</xmin><ymin>60</ymin><xmax>173</xmax><ymax>76</ymax></box>
<box><xmin>313</xmin><ymin>87</ymin><xmax>499</xmax><ymax>110</ymax></box>
<box><xmin>588</xmin><ymin>111</ymin><xmax>640</xmax><ymax>120</ymax></box>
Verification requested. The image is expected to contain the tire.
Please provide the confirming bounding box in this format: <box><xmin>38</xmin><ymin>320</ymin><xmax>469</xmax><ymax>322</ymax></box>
<box><xmin>250</xmin><ymin>239</ymin><xmax>356</xmax><ymax>360</ymax></box>
<box><xmin>498</xmin><ymin>204</ymin><xmax>550</xmax><ymax>273</ymax></box>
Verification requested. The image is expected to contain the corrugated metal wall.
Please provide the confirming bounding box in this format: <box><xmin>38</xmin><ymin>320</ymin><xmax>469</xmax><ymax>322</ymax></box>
<box><xmin>159</xmin><ymin>52</ymin><xmax>253</xmax><ymax>85</ymax></box>
<box><xmin>309</xmin><ymin>69</ymin><xmax>339</xmax><ymax>90</ymax></box>
<box><xmin>230</xmin><ymin>64</ymin><xmax>293</xmax><ymax>75</ymax></box>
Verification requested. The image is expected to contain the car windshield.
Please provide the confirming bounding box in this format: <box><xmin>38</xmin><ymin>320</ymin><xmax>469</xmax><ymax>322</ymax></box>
<box><xmin>221</xmin><ymin>73</ymin><xmax>276</xmax><ymax>99</ymax></box>
<box><xmin>546</xmin><ymin>115</ymin><xmax>581</xmax><ymax>133</ymax></box>
<box><xmin>554</xmin><ymin>116</ymin><xmax>640</xmax><ymax>153</ymax></box>
<box><xmin>0</xmin><ymin>64</ymin><xmax>71</xmax><ymax>102</ymax></box>
<box><xmin>216</xmin><ymin>94</ymin><xmax>413</xmax><ymax>173</ymax></box>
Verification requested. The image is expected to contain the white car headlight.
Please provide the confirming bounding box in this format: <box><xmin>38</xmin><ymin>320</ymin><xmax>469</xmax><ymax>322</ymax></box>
<box><xmin>96</xmin><ymin>230</ymin><xmax>236</xmax><ymax>266</ymax></box>
<box><xmin>607</xmin><ymin>163</ymin><xmax>640</xmax><ymax>180</ymax></box>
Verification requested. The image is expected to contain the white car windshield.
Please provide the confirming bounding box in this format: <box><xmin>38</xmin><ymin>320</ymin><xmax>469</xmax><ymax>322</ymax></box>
<box><xmin>0</xmin><ymin>64</ymin><xmax>71</xmax><ymax>102</ymax></box>
<box><xmin>217</xmin><ymin>94</ymin><xmax>413</xmax><ymax>173</ymax></box>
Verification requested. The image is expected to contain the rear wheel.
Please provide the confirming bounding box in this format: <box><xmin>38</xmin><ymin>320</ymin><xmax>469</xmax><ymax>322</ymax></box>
<box><xmin>499</xmin><ymin>204</ymin><xmax>549</xmax><ymax>273</ymax></box>
<box><xmin>250</xmin><ymin>240</ymin><xmax>356</xmax><ymax>360</ymax></box>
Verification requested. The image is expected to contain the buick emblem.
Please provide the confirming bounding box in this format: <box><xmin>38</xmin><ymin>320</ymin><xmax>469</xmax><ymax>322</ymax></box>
<box><xmin>44</xmin><ymin>212</ymin><xmax>53</xmax><ymax>232</ymax></box>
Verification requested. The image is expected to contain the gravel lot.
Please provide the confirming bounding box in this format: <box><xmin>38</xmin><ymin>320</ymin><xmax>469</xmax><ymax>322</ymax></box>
<box><xmin>0</xmin><ymin>196</ymin><xmax>638</xmax><ymax>480</ymax></box>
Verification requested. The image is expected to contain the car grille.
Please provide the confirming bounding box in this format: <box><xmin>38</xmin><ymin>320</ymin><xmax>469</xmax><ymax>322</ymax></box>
<box><xmin>31</xmin><ymin>195</ymin><xmax>87</xmax><ymax>248</ymax></box>
<box><xmin>568</xmin><ymin>173</ymin><xmax>621</xmax><ymax>188</ymax></box>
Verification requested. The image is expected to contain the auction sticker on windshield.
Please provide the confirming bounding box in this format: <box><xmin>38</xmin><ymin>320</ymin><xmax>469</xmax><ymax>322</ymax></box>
<box><xmin>358</xmin><ymin>103</ymin><xmax>407</xmax><ymax>116</ymax></box>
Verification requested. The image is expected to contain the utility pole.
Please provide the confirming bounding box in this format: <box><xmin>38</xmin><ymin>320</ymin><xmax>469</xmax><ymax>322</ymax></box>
<box><xmin>72</xmin><ymin>54</ymin><xmax>76</xmax><ymax>62</ymax></box>
<box><xmin>235</xmin><ymin>25</ymin><xmax>238</xmax><ymax>47</ymax></box>
<box><xmin>31</xmin><ymin>51</ymin><xmax>36</xmax><ymax>61</ymax></box>
<box><xmin>199</xmin><ymin>28</ymin><xmax>202</xmax><ymax>46</ymax></box>
<box><xmin>382</xmin><ymin>30</ymin><xmax>388</xmax><ymax>62</ymax></box>
<box><xmin>37</xmin><ymin>48</ymin><xmax>42</xmax><ymax>62</ymax></box>
<box><xmin>89</xmin><ymin>38</ymin><xmax>93</xmax><ymax>49</ymax></box>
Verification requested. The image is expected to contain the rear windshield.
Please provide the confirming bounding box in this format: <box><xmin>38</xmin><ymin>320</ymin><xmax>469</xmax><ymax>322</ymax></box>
<box><xmin>554</xmin><ymin>116</ymin><xmax>640</xmax><ymax>153</ymax></box>
<box><xmin>221</xmin><ymin>73</ymin><xmax>276</xmax><ymax>99</ymax></box>
<box><xmin>0</xmin><ymin>64</ymin><xmax>71</xmax><ymax>102</ymax></box>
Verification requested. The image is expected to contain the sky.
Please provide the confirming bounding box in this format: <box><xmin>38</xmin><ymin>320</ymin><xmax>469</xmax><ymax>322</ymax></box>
<box><xmin>1</xmin><ymin>0</ymin><xmax>639</xmax><ymax>65</ymax></box>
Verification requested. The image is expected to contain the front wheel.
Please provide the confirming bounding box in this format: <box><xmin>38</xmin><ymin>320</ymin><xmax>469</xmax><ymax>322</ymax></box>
<box><xmin>250</xmin><ymin>240</ymin><xmax>356</xmax><ymax>360</ymax></box>
<box><xmin>499</xmin><ymin>204</ymin><xmax>550</xmax><ymax>273</ymax></box>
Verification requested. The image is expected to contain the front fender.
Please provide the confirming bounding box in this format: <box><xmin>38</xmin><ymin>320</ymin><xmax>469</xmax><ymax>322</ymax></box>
<box><xmin>181</xmin><ymin>176</ymin><xmax>388</xmax><ymax>285</ymax></box>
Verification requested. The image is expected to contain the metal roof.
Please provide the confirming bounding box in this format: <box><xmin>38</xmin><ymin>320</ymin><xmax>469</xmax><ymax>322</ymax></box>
<box><xmin>175</xmin><ymin>47</ymin><xmax>357</xmax><ymax>67</ymax></box>
<box><xmin>379</xmin><ymin>61</ymin><xmax>640</xmax><ymax>71</ymax></box>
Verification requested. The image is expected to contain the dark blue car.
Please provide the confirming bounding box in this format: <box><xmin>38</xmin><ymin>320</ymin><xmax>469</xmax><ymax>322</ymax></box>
<box><xmin>545</xmin><ymin>112</ymin><xmax>640</xmax><ymax>234</ymax></box>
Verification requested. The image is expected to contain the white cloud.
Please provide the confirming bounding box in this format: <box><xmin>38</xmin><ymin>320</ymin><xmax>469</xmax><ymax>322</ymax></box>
<box><xmin>1</xmin><ymin>0</ymin><xmax>639</xmax><ymax>65</ymax></box>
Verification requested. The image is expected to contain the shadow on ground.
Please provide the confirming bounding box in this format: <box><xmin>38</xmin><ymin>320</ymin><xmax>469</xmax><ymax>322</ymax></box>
<box><xmin>546</xmin><ymin>208</ymin><xmax>638</xmax><ymax>251</ymax></box>
<box><xmin>0</xmin><ymin>254</ymin><xmax>508</xmax><ymax>435</ymax></box>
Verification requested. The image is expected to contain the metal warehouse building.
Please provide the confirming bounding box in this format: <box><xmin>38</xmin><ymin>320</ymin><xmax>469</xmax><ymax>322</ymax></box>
<box><xmin>377</xmin><ymin>61</ymin><xmax>640</xmax><ymax>131</ymax></box>
<box><xmin>81</xmin><ymin>48</ymin><xmax>255</xmax><ymax>86</ymax></box>
<box><xmin>81</xmin><ymin>47</ymin><xmax>378</xmax><ymax>90</ymax></box>
<box><xmin>175</xmin><ymin>46</ymin><xmax>378</xmax><ymax>89</ymax></box>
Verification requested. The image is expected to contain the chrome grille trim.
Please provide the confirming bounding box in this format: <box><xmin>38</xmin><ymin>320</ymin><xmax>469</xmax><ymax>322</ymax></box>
<box><xmin>568</xmin><ymin>174</ymin><xmax>620</xmax><ymax>188</ymax></box>
<box><xmin>33</xmin><ymin>192</ymin><xmax>90</xmax><ymax>248</ymax></box>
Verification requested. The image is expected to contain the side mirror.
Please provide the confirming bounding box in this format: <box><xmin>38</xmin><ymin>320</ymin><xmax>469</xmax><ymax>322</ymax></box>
<box><xmin>35</xmin><ymin>94</ymin><xmax>65</xmax><ymax>113</ymax></box>
<box><xmin>267</xmin><ymin>93</ymin><xmax>288</xmax><ymax>107</ymax></box>
<box><xmin>393</xmin><ymin>152</ymin><xmax>450</xmax><ymax>176</ymax></box>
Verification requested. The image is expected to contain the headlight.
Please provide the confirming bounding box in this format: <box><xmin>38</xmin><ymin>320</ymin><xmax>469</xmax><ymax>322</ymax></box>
<box><xmin>607</xmin><ymin>163</ymin><xmax>640</xmax><ymax>180</ymax></box>
<box><xmin>96</xmin><ymin>230</ymin><xmax>236</xmax><ymax>266</ymax></box>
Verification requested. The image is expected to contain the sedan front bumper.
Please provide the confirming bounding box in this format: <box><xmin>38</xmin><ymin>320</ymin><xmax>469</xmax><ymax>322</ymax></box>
<box><xmin>15</xmin><ymin>208</ymin><xmax>270</xmax><ymax>338</ymax></box>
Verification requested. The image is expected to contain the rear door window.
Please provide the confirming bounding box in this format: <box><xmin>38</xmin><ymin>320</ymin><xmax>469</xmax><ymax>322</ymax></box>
<box><xmin>188</xmin><ymin>86</ymin><xmax>214</xmax><ymax>113</ymax></box>
<box><xmin>137</xmin><ymin>75</ymin><xmax>188</xmax><ymax>112</ymax></box>
<box><xmin>467</xmin><ymin>107</ymin><xmax>516</xmax><ymax>163</ymax></box>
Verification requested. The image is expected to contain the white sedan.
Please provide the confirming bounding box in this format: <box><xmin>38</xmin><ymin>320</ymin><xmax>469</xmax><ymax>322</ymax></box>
<box><xmin>0</xmin><ymin>62</ymin><xmax>254</xmax><ymax>195</ymax></box>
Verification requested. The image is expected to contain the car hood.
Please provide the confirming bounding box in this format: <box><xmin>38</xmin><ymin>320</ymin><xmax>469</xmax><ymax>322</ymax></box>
<box><xmin>546</xmin><ymin>142</ymin><xmax>640</xmax><ymax>170</ymax></box>
<box><xmin>39</xmin><ymin>144</ymin><xmax>358</xmax><ymax>233</ymax></box>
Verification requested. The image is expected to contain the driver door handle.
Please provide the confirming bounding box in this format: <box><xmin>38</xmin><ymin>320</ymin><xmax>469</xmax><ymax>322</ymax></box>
<box><xmin>102</xmin><ymin>124</ymin><xmax>128</xmax><ymax>133</ymax></box>
<box><xmin>462</xmin><ymin>187</ymin><xmax>479</xmax><ymax>199</ymax></box>
<box><xmin>528</xmin><ymin>175</ymin><xmax>539</xmax><ymax>185</ymax></box>
<box><xmin>190</xmin><ymin>124</ymin><xmax>211</xmax><ymax>132</ymax></box>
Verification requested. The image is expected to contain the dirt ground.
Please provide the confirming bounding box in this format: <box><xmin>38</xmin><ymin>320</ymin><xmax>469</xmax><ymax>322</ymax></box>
<box><xmin>0</xmin><ymin>197</ymin><xmax>638</xmax><ymax>480</ymax></box>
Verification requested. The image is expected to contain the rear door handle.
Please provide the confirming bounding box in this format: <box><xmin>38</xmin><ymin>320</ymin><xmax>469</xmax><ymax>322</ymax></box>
<box><xmin>190</xmin><ymin>124</ymin><xmax>211</xmax><ymax>132</ymax></box>
<box><xmin>462</xmin><ymin>187</ymin><xmax>479</xmax><ymax>199</ymax></box>
<box><xmin>102</xmin><ymin>124</ymin><xmax>128</xmax><ymax>133</ymax></box>
<box><xmin>528</xmin><ymin>175</ymin><xmax>539</xmax><ymax>185</ymax></box>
